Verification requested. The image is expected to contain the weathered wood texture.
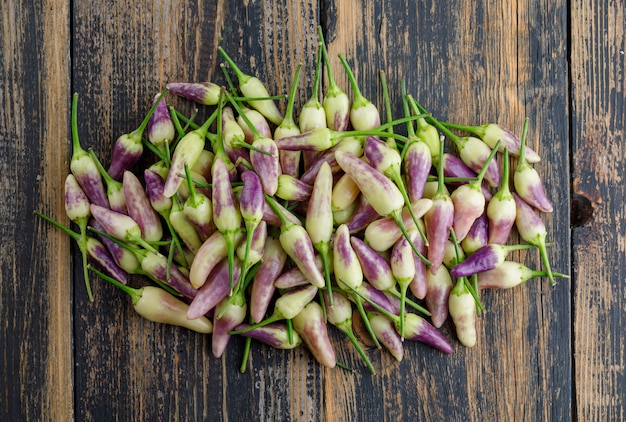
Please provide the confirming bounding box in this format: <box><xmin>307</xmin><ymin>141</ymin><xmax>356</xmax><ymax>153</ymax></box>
<box><xmin>1</xmin><ymin>0</ymin><xmax>623</xmax><ymax>420</ymax></box>
<box><xmin>571</xmin><ymin>0</ymin><xmax>626</xmax><ymax>420</ymax></box>
<box><xmin>1</xmin><ymin>1</ymin><xmax>73</xmax><ymax>421</ymax></box>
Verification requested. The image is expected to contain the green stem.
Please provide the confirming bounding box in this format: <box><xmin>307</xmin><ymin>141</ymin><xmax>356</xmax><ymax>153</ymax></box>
<box><xmin>311</xmin><ymin>43</ymin><xmax>322</xmax><ymax>101</ymax></box>
<box><xmin>440</xmin><ymin>121</ymin><xmax>481</xmax><ymax>135</ymax></box>
<box><xmin>317</xmin><ymin>26</ymin><xmax>338</xmax><ymax>90</ymax></box>
<box><xmin>386</xmin><ymin>287</ymin><xmax>431</xmax><ymax>316</ymax></box>
<box><xmin>472</xmin><ymin>140</ymin><xmax>501</xmax><ymax>187</ymax></box>
<box><xmin>353</xmin><ymin>295</ymin><xmax>382</xmax><ymax>349</ymax></box>
<box><xmin>282</xmin><ymin>63</ymin><xmax>303</xmax><ymax>125</ymax></box>
<box><xmin>133</xmin><ymin>88</ymin><xmax>168</xmax><ymax>138</ymax></box>
<box><xmin>388</xmin><ymin>170</ymin><xmax>429</xmax><ymax>246</ymax></box>
<box><xmin>240</xmin><ymin>315</ymin><xmax>254</xmax><ymax>373</ymax></box>
<box><xmin>342</xmin><ymin>327</ymin><xmax>376</xmax><ymax>374</ymax></box>
<box><xmin>89</xmin><ymin>266</ymin><xmax>141</xmax><ymax>304</ymax></box>
<box><xmin>413</xmin><ymin>100</ymin><xmax>461</xmax><ymax>145</ymax></box>
<box><xmin>223</xmin><ymin>90</ymin><xmax>262</xmax><ymax>140</ymax></box>
<box><xmin>379</xmin><ymin>70</ymin><xmax>396</xmax><ymax>149</ymax></box>
<box><xmin>79</xmin><ymin>218</ymin><xmax>94</xmax><ymax>301</ymax></box>
<box><xmin>518</xmin><ymin>118</ymin><xmax>530</xmax><ymax>165</ymax></box>
<box><xmin>391</xmin><ymin>211</ymin><xmax>432</xmax><ymax>266</ymax></box>
<box><xmin>229</xmin><ymin>314</ymin><xmax>281</xmax><ymax>335</ymax></box>
<box><xmin>218</xmin><ymin>47</ymin><xmax>249</xmax><ymax>86</ymax></box>
<box><xmin>169</xmin><ymin>106</ymin><xmax>187</xmax><ymax>140</ymax></box>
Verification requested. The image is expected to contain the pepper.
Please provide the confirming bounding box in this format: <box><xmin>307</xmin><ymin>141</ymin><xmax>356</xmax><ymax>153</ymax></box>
<box><xmin>93</xmin><ymin>267</ymin><xmax>211</xmax><ymax>333</ymax></box>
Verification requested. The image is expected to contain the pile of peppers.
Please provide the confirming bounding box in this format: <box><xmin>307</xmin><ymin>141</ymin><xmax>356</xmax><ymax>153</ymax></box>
<box><xmin>39</xmin><ymin>27</ymin><xmax>568</xmax><ymax>374</ymax></box>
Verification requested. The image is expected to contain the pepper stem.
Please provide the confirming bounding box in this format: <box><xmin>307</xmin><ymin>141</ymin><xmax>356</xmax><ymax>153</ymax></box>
<box><xmin>218</xmin><ymin>47</ymin><xmax>250</xmax><ymax>86</ymax></box>
<box><xmin>229</xmin><ymin>313</ymin><xmax>281</xmax><ymax>335</ymax></box>
<box><xmin>341</xmin><ymin>326</ymin><xmax>376</xmax><ymax>374</ymax></box>
<box><xmin>352</xmin><ymin>294</ymin><xmax>382</xmax><ymax>349</ymax></box>
<box><xmin>472</xmin><ymin>140</ymin><xmax>501</xmax><ymax>186</ymax></box>
<box><xmin>317</xmin><ymin>26</ymin><xmax>339</xmax><ymax>91</ymax></box>
<box><xmin>89</xmin><ymin>266</ymin><xmax>142</xmax><ymax>304</ymax></box>
<box><xmin>379</xmin><ymin>70</ymin><xmax>396</xmax><ymax>150</ymax></box>
<box><xmin>282</xmin><ymin>63</ymin><xmax>303</xmax><ymax>125</ymax></box>
<box><xmin>386</xmin><ymin>287</ymin><xmax>431</xmax><ymax>316</ymax></box>
<box><xmin>132</xmin><ymin>88</ymin><xmax>168</xmax><ymax>138</ymax></box>
<box><xmin>391</xmin><ymin>211</ymin><xmax>432</xmax><ymax>266</ymax></box>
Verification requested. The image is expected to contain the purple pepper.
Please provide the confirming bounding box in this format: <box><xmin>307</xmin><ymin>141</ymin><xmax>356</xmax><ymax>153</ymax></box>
<box><xmin>318</xmin><ymin>27</ymin><xmax>350</xmax><ymax>132</ymax></box>
<box><xmin>425</xmin><ymin>265</ymin><xmax>453</xmax><ymax>328</ymax></box>
<box><xmin>265</xmin><ymin>196</ymin><xmax>325</xmax><ymax>289</ymax></box>
<box><xmin>487</xmin><ymin>148</ymin><xmax>516</xmax><ymax>244</ymax></box>
<box><xmin>123</xmin><ymin>171</ymin><xmax>163</xmax><ymax>243</ymax></box>
<box><xmin>163</xmin><ymin>113</ymin><xmax>213</xmax><ymax>198</ymax></box>
<box><xmin>250</xmin><ymin>236</ymin><xmax>287</xmax><ymax>323</ymax></box>
<box><xmin>90</xmin><ymin>218</ymin><xmax>140</xmax><ymax>275</ymax></box>
<box><xmin>250</xmin><ymin>137</ymin><xmax>281</xmax><ymax>196</ymax></box>
<box><xmin>338</xmin><ymin>54</ymin><xmax>381</xmax><ymax>131</ymax></box>
<box><xmin>107</xmin><ymin>91</ymin><xmax>165</xmax><ymax>181</ymax></box>
<box><xmin>273</xmin><ymin>264</ymin><xmax>316</xmax><ymax>289</ymax></box>
<box><xmin>451</xmin><ymin>243</ymin><xmax>537</xmax><ymax>277</ymax></box>
<box><xmin>369</xmin><ymin>312</ymin><xmax>404</xmax><ymax>362</ymax></box>
<box><xmin>477</xmin><ymin>261</ymin><xmax>567</xmax><ymax>289</ymax></box>
<box><xmin>237</xmin><ymin>107</ymin><xmax>272</xmax><ymax>144</ymax></box>
<box><xmin>233</xmin><ymin>322</ymin><xmax>302</xmax><ymax>349</ymax></box>
<box><xmin>401</xmin><ymin>313</ymin><xmax>454</xmax><ymax>354</ymax></box>
<box><xmin>345</xmin><ymin>195</ymin><xmax>379</xmax><ymax>234</ymax></box>
<box><xmin>212</xmin><ymin>157</ymin><xmax>243</xmax><ymax>293</ymax></box>
<box><xmin>450</xmin><ymin>140</ymin><xmax>500</xmax><ymax>241</ymax></box>
<box><xmin>448</xmin><ymin>277</ymin><xmax>477</xmax><ymax>347</ymax></box>
<box><xmin>409</xmin><ymin>230</ymin><xmax>428</xmax><ymax>300</ymax></box>
<box><xmin>298</xmin><ymin>44</ymin><xmax>326</xmax><ymax>134</ymax></box>
<box><xmin>146</xmin><ymin>93</ymin><xmax>175</xmax><ymax>150</ymax></box>
<box><xmin>299</xmin><ymin>136</ymin><xmax>364</xmax><ymax>185</ymax></box>
<box><xmin>293</xmin><ymin>301</ymin><xmax>337</xmax><ymax>368</ymax></box>
<box><xmin>89</xmin><ymin>204</ymin><xmax>155</xmax><ymax>253</ymax></box>
<box><xmin>218</xmin><ymin>47</ymin><xmax>283</xmax><ymax>125</ymax></box>
<box><xmin>322</xmin><ymin>290</ymin><xmax>376</xmax><ymax>374</ymax></box>
<box><xmin>212</xmin><ymin>290</ymin><xmax>247</xmax><ymax>358</ymax></box>
<box><xmin>513</xmin><ymin>193</ymin><xmax>555</xmax><ymax>284</ymax></box>
<box><xmin>404</xmin><ymin>140</ymin><xmax>432</xmax><ymax>203</ymax></box>
<box><xmin>353</xmin><ymin>282</ymin><xmax>398</xmax><ymax>316</ymax></box>
<box><xmin>461</xmin><ymin>211</ymin><xmax>489</xmax><ymax>254</ymax></box>
<box><xmin>274</xmin><ymin>64</ymin><xmax>303</xmax><ymax>178</ymax></box>
<box><xmin>187</xmin><ymin>257</ymin><xmax>243</xmax><ymax>320</ymax></box>
<box><xmin>276</xmin><ymin>174</ymin><xmax>313</xmax><ymax>202</ymax></box>
<box><xmin>139</xmin><ymin>250</ymin><xmax>198</xmax><ymax>300</ymax></box>
<box><xmin>166</xmin><ymin>81</ymin><xmax>221</xmax><ymax>105</ymax></box>
<box><xmin>188</xmin><ymin>230</ymin><xmax>242</xmax><ymax>289</ymax></box>
<box><xmin>143</xmin><ymin>169</ymin><xmax>171</xmax><ymax>215</ymax></box>
<box><xmin>363</xmin><ymin>198</ymin><xmax>433</xmax><ymax>252</ymax></box>
<box><xmin>440</xmin><ymin>153</ymin><xmax>492</xmax><ymax>200</ymax></box>
<box><xmin>88</xmin><ymin>149</ymin><xmax>127</xmax><ymax>214</ymax></box>
<box><xmin>513</xmin><ymin>119</ymin><xmax>553</xmax><ymax>212</ymax></box>
<box><xmin>442</xmin><ymin>121</ymin><xmax>541</xmax><ymax>163</ymax></box>
<box><xmin>182</xmin><ymin>166</ymin><xmax>216</xmax><ymax>242</ymax></box>
<box><xmin>84</xmin><ymin>236</ymin><xmax>129</xmax><ymax>285</ymax></box>
<box><xmin>69</xmin><ymin>94</ymin><xmax>109</xmax><ymax>208</ymax></box>
<box><xmin>424</xmin><ymin>139</ymin><xmax>454</xmax><ymax>274</ymax></box>
<box><xmin>351</xmin><ymin>236</ymin><xmax>395</xmax><ymax>291</ymax></box>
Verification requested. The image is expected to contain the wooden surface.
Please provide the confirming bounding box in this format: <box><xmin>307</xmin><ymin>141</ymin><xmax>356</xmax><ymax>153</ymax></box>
<box><xmin>1</xmin><ymin>0</ymin><xmax>624</xmax><ymax>420</ymax></box>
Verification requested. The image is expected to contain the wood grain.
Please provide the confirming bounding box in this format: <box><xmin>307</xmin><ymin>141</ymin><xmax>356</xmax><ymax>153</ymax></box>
<box><xmin>1</xmin><ymin>0</ymin><xmax>73</xmax><ymax>421</ymax></box>
<box><xmin>571</xmin><ymin>0</ymin><xmax>625</xmax><ymax>420</ymax></box>
<box><xmin>2</xmin><ymin>0</ymin><xmax>625</xmax><ymax>420</ymax></box>
<box><xmin>324</xmin><ymin>0</ymin><xmax>571</xmax><ymax>419</ymax></box>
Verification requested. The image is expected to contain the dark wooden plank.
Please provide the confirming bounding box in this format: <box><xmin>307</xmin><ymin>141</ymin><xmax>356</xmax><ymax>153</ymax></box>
<box><xmin>322</xmin><ymin>0</ymin><xmax>571</xmax><ymax>420</ymax></box>
<box><xmin>571</xmin><ymin>0</ymin><xmax>626</xmax><ymax>420</ymax></box>
<box><xmin>71</xmin><ymin>1</ymin><xmax>322</xmax><ymax>420</ymax></box>
<box><xmin>0</xmin><ymin>1</ymin><xmax>73</xmax><ymax>421</ymax></box>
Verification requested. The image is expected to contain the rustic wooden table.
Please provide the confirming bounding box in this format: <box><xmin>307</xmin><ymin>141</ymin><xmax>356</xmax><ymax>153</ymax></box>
<box><xmin>2</xmin><ymin>0</ymin><xmax>624</xmax><ymax>420</ymax></box>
